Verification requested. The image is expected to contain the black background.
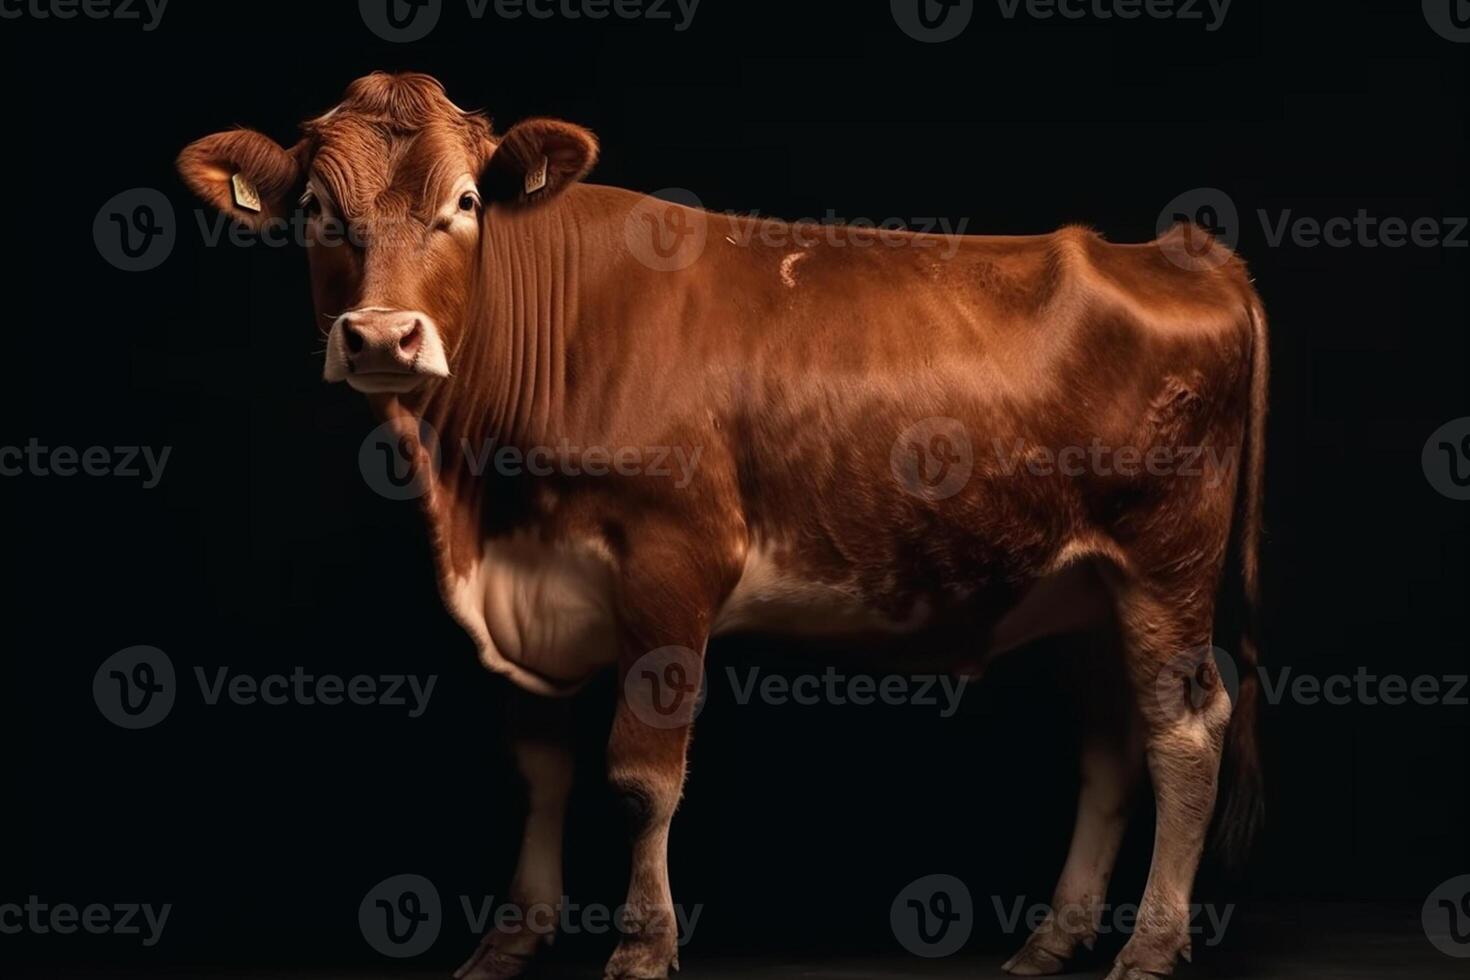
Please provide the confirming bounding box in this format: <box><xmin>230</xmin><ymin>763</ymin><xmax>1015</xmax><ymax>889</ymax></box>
<box><xmin>5</xmin><ymin>0</ymin><xmax>1469</xmax><ymax>973</ymax></box>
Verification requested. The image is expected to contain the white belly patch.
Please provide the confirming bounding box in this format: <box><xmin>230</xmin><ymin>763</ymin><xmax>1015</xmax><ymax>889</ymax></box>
<box><xmin>444</xmin><ymin>532</ymin><xmax>620</xmax><ymax>695</ymax></box>
<box><xmin>713</xmin><ymin>542</ymin><xmax>931</xmax><ymax>637</ymax></box>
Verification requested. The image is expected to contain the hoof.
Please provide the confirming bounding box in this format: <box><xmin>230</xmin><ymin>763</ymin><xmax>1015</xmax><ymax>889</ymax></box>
<box><xmin>454</xmin><ymin>944</ymin><xmax>536</xmax><ymax>980</ymax></box>
<box><xmin>1104</xmin><ymin>930</ymin><xmax>1188</xmax><ymax>980</ymax></box>
<box><xmin>1102</xmin><ymin>961</ymin><xmax>1168</xmax><ymax>980</ymax></box>
<box><xmin>603</xmin><ymin>941</ymin><xmax>679</xmax><ymax>980</ymax></box>
<box><xmin>1001</xmin><ymin>942</ymin><xmax>1068</xmax><ymax>975</ymax></box>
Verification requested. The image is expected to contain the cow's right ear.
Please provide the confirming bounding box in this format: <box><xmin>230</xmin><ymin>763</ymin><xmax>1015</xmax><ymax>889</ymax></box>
<box><xmin>176</xmin><ymin>129</ymin><xmax>305</xmax><ymax>231</ymax></box>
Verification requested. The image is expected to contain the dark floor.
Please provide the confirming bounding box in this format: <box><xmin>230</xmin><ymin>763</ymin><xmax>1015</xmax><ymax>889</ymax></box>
<box><xmin>7</xmin><ymin>903</ymin><xmax>1464</xmax><ymax>979</ymax></box>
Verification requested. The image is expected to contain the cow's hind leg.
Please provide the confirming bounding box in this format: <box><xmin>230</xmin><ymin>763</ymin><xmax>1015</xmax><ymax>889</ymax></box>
<box><xmin>1004</xmin><ymin>646</ymin><xmax>1143</xmax><ymax>975</ymax></box>
<box><xmin>457</xmin><ymin>694</ymin><xmax>574</xmax><ymax>980</ymax></box>
<box><xmin>1104</xmin><ymin>579</ymin><xmax>1232</xmax><ymax>979</ymax></box>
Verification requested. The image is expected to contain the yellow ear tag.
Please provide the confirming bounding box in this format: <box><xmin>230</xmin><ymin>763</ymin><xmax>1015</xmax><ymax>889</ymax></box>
<box><xmin>231</xmin><ymin>173</ymin><xmax>263</xmax><ymax>213</ymax></box>
<box><xmin>524</xmin><ymin>157</ymin><xmax>549</xmax><ymax>195</ymax></box>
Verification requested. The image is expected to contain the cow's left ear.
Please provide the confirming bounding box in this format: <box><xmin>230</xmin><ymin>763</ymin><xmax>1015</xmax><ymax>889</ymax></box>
<box><xmin>480</xmin><ymin>118</ymin><xmax>598</xmax><ymax>210</ymax></box>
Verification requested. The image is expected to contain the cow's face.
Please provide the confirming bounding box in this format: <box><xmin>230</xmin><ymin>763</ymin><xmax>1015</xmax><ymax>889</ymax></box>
<box><xmin>178</xmin><ymin>73</ymin><xmax>597</xmax><ymax>396</ymax></box>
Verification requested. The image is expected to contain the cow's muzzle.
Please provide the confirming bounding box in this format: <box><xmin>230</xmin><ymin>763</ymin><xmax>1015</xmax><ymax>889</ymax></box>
<box><xmin>324</xmin><ymin>308</ymin><xmax>450</xmax><ymax>393</ymax></box>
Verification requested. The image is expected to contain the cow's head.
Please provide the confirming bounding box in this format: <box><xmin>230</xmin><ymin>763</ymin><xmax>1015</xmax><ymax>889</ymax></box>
<box><xmin>178</xmin><ymin>72</ymin><xmax>597</xmax><ymax>396</ymax></box>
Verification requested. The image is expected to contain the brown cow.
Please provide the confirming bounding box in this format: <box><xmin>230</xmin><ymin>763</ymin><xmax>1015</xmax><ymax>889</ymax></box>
<box><xmin>178</xmin><ymin>72</ymin><xmax>1266</xmax><ymax>980</ymax></box>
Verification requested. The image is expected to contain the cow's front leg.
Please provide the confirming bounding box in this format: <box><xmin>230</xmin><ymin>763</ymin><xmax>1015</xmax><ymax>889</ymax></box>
<box><xmin>457</xmin><ymin>694</ymin><xmax>574</xmax><ymax>980</ymax></box>
<box><xmin>603</xmin><ymin>641</ymin><xmax>704</xmax><ymax>980</ymax></box>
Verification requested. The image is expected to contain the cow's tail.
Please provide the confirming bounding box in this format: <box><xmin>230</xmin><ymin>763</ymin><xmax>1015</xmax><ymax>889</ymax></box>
<box><xmin>1213</xmin><ymin>296</ymin><xmax>1269</xmax><ymax>870</ymax></box>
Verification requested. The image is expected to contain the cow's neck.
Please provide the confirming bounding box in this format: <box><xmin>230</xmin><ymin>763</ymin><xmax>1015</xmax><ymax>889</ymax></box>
<box><xmin>473</xmin><ymin>201</ymin><xmax>578</xmax><ymax>450</ymax></box>
<box><xmin>403</xmin><ymin>195</ymin><xmax>593</xmax><ymax>575</ymax></box>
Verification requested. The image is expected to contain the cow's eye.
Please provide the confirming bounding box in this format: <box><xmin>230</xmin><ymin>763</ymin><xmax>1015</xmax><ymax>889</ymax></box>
<box><xmin>299</xmin><ymin>189</ymin><xmax>321</xmax><ymax>216</ymax></box>
<box><xmin>458</xmin><ymin>193</ymin><xmax>478</xmax><ymax>212</ymax></box>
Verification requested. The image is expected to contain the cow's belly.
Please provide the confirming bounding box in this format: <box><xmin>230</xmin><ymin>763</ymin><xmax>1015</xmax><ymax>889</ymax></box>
<box><xmin>712</xmin><ymin>539</ymin><xmax>1119</xmax><ymax>662</ymax></box>
<box><xmin>712</xmin><ymin>541</ymin><xmax>934</xmax><ymax>638</ymax></box>
<box><xmin>444</xmin><ymin>532</ymin><xmax>620</xmax><ymax>695</ymax></box>
<box><xmin>441</xmin><ymin>531</ymin><xmax>1116</xmax><ymax>695</ymax></box>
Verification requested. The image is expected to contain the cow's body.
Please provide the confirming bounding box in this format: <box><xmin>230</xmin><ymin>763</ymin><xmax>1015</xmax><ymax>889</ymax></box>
<box><xmin>179</xmin><ymin>73</ymin><xmax>1266</xmax><ymax>980</ymax></box>
<box><xmin>412</xmin><ymin>186</ymin><xmax>1257</xmax><ymax>696</ymax></box>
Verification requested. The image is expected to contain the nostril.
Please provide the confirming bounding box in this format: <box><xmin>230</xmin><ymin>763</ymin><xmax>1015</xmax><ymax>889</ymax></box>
<box><xmin>399</xmin><ymin>320</ymin><xmax>423</xmax><ymax>355</ymax></box>
<box><xmin>343</xmin><ymin>320</ymin><xmax>365</xmax><ymax>355</ymax></box>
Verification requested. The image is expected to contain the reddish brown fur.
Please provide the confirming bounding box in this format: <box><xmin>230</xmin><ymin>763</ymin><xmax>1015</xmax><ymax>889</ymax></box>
<box><xmin>178</xmin><ymin>72</ymin><xmax>1267</xmax><ymax>980</ymax></box>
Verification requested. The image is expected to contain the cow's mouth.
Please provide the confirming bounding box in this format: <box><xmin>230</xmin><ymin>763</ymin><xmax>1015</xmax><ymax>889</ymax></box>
<box><xmin>344</xmin><ymin>371</ymin><xmax>432</xmax><ymax>395</ymax></box>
